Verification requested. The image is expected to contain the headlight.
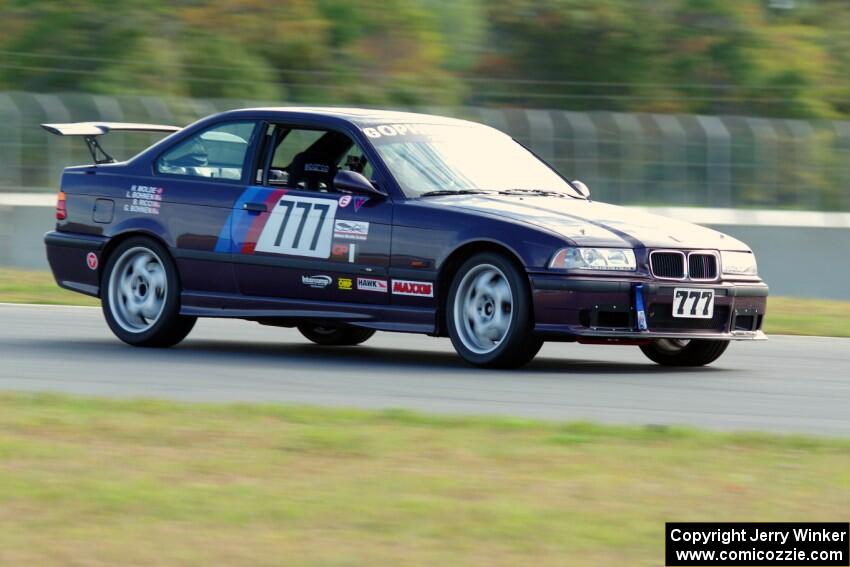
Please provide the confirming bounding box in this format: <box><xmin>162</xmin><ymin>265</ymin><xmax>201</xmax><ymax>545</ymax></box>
<box><xmin>721</xmin><ymin>251</ymin><xmax>758</xmax><ymax>276</ymax></box>
<box><xmin>549</xmin><ymin>247</ymin><xmax>636</xmax><ymax>271</ymax></box>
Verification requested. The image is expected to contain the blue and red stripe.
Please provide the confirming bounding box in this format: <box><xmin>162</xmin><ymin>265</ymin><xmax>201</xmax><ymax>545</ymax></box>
<box><xmin>214</xmin><ymin>187</ymin><xmax>287</xmax><ymax>254</ymax></box>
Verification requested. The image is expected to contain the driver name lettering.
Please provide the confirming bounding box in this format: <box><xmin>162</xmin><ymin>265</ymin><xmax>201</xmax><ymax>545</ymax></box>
<box><xmin>124</xmin><ymin>185</ymin><xmax>163</xmax><ymax>215</ymax></box>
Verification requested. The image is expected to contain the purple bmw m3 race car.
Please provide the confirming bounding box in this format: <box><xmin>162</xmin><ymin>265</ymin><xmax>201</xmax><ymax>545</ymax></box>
<box><xmin>42</xmin><ymin>108</ymin><xmax>768</xmax><ymax>368</ymax></box>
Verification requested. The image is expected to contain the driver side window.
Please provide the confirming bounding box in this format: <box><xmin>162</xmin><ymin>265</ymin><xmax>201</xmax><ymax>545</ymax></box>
<box><xmin>157</xmin><ymin>121</ymin><xmax>257</xmax><ymax>181</ymax></box>
<box><xmin>263</xmin><ymin>126</ymin><xmax>373</xmax><ymax>192</ymax></box>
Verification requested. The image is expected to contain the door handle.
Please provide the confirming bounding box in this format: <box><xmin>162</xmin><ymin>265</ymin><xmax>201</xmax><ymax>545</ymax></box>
<box><xmin>242</xmin><ymin>202</ymin><xmax>268</xmax><ymax>213</ymax></box>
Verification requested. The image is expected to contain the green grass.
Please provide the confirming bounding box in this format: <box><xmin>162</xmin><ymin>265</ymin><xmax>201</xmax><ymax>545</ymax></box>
<box><xmin>0</xmin><ymin>268</ymin><xmax>97</xmax><ymax>306</ymax></box>
<box><xmin>763</xmin><ymin>296</ymin><xmax>850</xmax><ymax>338</ymax></box>
<box><xmin>2</xmin><ymin>268</ymin><xmax>850</xmax><ymax>337</ymax></box>
<box><xmin>0</xmin><ymin>393</ymin><xmax>848</xmax><ymax>566</ymax></box>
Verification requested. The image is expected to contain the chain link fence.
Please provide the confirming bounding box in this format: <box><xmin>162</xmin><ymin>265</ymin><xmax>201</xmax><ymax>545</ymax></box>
<box><xmin>2</xmin><ymin>91</ymin><xmax>849</xmax><ymax>211</ymax></box>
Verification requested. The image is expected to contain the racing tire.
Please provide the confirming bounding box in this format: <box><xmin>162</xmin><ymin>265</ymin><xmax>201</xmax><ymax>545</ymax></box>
<box><xmin>639</xmin><ymin>339</ymin><xmax>729</xmax><ymax>367</ymax></box>
<box><xmin>298</xmin><ymin>324</ymin><xmax>376</xmax><ymax>346</ymax></box>
<box><xmin>446</xmin><ymin>252</ymin><xmax>543</xmax><ymax>369</ymax></box>
<box><xmin>101</xmin><ymin>237</ymin><xmax>196</xmax><ymax>347</ymax></box>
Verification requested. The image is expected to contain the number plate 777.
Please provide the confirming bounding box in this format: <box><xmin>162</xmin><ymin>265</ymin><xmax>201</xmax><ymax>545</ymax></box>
<box><xmin>672</xmin><ymin>288</ymin><xmax>715</xmax><ymax>319</ymax></box>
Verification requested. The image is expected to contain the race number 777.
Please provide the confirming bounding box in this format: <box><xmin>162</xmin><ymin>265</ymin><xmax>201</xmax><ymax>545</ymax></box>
<box><xmin>254</xmin><ymin>196</ymin><xmax>338</xmax><ymax>258</ymax></box>
<box><xmin>273</xmin><ymin>201</ymin><xmax>330</xmax><ymax>251</ymax></box>
<box><xmin>672</xmin><ymin>288</ymin><xmax>715</xmax><ymax>319</ymax></box>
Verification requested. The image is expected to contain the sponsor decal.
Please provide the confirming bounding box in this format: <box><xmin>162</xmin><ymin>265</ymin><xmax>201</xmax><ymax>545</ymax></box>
<box><xmin>255</xmin><ymin>196</ymin><xmax>338</xmax><ymax>258</ymax></box>
<box><xmin>391</xmin><ymin>280</ymin><xmax>434</xmax><ymax>297</ymax></box>
<box><xmin>338</xmin><ymin>195</ymin><xmax>352</xmax><ymax>208</ymax></box>
<box><xmin>353</xmin><ymin>196</ymin><xmax>368</xmax><ymax>212</ymax></box>
<box><xmin>361</xmin><ymin>123</ymin><xmax>448</xmax><ymax>140</ymax></box>
<box><xmin>123</xmin><ymin>184</ymin><xmax>163</xmax><ymax>215</ymax></box>
<box><xmin>357</xmin><ymin>277</ymin><xmax>388</xmax><ymax>293</ymax></box>
<box><xmin>86</xmin><ymin>252</ymin><xmax>98</xmax><ymax>270</ymax></box>
<box><xmin>333</xmin><ymin>220</ymin><xmax>369</xmax><ymax>241</ymax></box>
<box><xmin>304</xmin><ymin>163</ymin><xmax>329</xmax><ymax>173</ymax></box>
<box><xmin>301</xmin><ymin>275</ymin><xmax>332</xmax><ymax>289</ymax></box>
<box><xmin>330</xmin><ymin>242</ymin><xmax>357</xmax><ymax>263</ymax></box>
<box><xmin>338</xmin><ymin>277</ymin><xmax>353</xmax><ymax>291</ymax></box>
<box><xmin>331</xmin><ymin>242</ymin><xmax>350</xmax><ymax>261</ymax></box>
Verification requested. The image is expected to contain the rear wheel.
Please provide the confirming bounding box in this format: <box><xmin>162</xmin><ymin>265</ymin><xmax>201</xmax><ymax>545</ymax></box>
<box><xmin>297</xmin><ymin>324</ymin><xmax>375</xmax><ymax>346</ymax></box>
<box><xmin>639</xmin><ymin>339</ymin><xmax>729</xmax><ymax>367</ymax></box>
<box><xmin>446</xmin><ymin>252</ymin><xmax>542</xmax><ymax>368</ymax></box>
<box><xmin>102</xmin><ymin>237</ymin><xmax>196</xmax><ymax>347</ymax></box>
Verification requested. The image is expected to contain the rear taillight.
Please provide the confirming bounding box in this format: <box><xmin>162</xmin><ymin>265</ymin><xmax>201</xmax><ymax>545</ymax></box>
<box><xmin>56</xmin><ymin>191</ymin><xmax>67</xmax><ymax>220</ymax></box>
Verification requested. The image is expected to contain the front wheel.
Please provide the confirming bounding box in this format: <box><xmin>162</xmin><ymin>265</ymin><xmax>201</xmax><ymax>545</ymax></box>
<box><xmin>446</xmin><ymin>252</ymin><xmax>542</xmax><ymax>368</ymax></box>
<box><xmin>297</xmin><ymin>324</ymin><xmax>376</xmax><ymax>346</ymax></box>
<box><xmin>102</xmin><ymin>237</ymin><xmax>196</xmax><ymax>347</ymax></box>
<box><xmin>639</xmin><ymin>339</ymin><xmax>729</xmax><ymax>367</ymax></box>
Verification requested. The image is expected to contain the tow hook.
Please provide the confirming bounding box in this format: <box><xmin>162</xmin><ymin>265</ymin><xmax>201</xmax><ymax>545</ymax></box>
<box><xmin>634</xmin><ymin>283</ymin><xmax>648</xmax><ymax>331</ymax></box>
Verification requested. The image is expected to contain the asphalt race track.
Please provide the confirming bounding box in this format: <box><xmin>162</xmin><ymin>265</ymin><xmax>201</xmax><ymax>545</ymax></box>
<box><xmin>1</xmin><ymin>304</ymin><xmax>849</xmax><ymax>435</ymax></box>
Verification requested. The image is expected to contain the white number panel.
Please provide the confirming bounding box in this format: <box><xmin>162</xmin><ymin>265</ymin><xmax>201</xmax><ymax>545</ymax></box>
<box><xmin>672</xmin><ymin>288</ymin><xmax>715</xmax><ymax>319</ymax></box>
<box><xmin>254</xmin><ymin>196</ymin><xmax>338</xmax><ymax>258</ymax></box>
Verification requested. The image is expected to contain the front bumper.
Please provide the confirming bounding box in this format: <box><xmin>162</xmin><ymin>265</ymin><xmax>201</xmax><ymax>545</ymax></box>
<box><xmin>530</xmin><ymin>275</ymin><xmax>768</xmax><ymax>342</ymax></box>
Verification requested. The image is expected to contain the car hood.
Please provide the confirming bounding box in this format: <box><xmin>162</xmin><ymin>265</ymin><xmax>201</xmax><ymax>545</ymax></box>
<box><xmin>426</xmin><ymin>194</ymin><xmax>749</xmax><ymax>250</ymax></box>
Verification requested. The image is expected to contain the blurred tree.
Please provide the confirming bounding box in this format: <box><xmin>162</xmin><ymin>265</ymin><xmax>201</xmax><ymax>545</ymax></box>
<box><xmin>422</xmin><ymin>0</ymin><xmax>486</xmax><ymax>73</ymax></box>
<box><xmin>177</xmin><ymin>33</ymin><xmax>284</xmax><ymax>101</ymax></box>
<box><xmin>314</xmin><ymin>0</ymin><xmax>461</xmax><ymax>105</ymax></box>
<box><xmin>478</xmin><ymin>0</ymin><xmax>666</xmax><ymax>110</ymax></box>
<box><xmin>661</xmin><ymin>0</ymin><xmax>832</xmax><ymax>118</ymax></box>
<box><xmin>1</xmin><ymin>0</ymin><xmax>849</xmax><ymax>119</ymax></box>
<box><xmin>179</xmin><ymin>0</ymin><xmax>329</xmax><ymax>98</ymax></box>
<box><xmin>0</xmin><ymin>0</ymin><xmax>165</xmax><ymax>93</ymax></box>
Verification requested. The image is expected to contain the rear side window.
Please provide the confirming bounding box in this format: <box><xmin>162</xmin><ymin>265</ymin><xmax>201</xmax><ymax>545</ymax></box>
<box><xmin>157</xmin><ymin>121</ymin><xmax>257</xmax><ymax>181</ymax></box>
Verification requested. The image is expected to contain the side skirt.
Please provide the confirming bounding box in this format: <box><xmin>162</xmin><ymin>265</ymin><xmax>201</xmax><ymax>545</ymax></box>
<box><xmin>180</xmin><ymin>291</ymin><xmax>436</xmax><ymax>334</ymax></box>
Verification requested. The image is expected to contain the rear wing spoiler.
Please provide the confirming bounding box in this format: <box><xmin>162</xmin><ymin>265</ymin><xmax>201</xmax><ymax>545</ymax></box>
<box><xmin>41</xmin><ymin>122</ymin><xmax>182</xmax><ymax>165</ymax></box>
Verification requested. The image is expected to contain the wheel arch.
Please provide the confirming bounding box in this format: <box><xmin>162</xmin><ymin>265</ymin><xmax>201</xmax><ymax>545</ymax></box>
<box><xmin>434</xmin><ymin>240</ymin><xmax>531</xmax><ymax>337</ymax></box>
<box><xmin>101</xmin><ymin>229</ymin><xmax>172</xmax><ymax>274</ymax></box>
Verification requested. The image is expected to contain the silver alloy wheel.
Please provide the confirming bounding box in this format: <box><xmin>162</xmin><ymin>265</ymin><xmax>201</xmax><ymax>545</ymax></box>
<box><xmin>654</xmin><ymin>338</ymin><xmax>691</xmax><ymax>353</ymax></box>
<box><xmin>107</xmin><ymin>246</ymin><xmax>168</xmax><ymax>333</ymax></box>
<box><xmin>453</xmin><ymin>263</ymin><xmax>514</xmax><ymax>354</ymax></box>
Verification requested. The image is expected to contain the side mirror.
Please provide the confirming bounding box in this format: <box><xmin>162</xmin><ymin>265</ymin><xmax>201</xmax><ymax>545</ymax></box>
<box><xmin>334</xmin><ymin>170</ymin><xmax>386</xmax><ymax>197</ymax></box>
<box><xmin>571</xmin><ymin>179</ymin><xmax>591</xmax><ymax>199</ymax></box>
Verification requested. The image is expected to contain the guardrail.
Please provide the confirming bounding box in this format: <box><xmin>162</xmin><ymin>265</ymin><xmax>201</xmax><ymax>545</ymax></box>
<box><xmin>3</xmin><ymin>194</ymin><xmax>847</xmax><ymax>299</ymax></box>
<box><xmin>2</xmin><ymin>91</ymin><xmax>850</xmax><ymax>211</ymax></box>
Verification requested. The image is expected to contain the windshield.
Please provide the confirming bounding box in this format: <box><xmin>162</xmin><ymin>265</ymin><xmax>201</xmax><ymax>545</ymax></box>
<box><xmin>363</xmin><ymin>123</ymin><xmax>579</xmax><ymax>198</ymax></box>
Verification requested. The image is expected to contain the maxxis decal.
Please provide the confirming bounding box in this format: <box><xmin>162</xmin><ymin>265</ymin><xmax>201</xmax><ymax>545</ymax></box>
<box><xmin>391</xmin><ymin>280</ymin><xmax>434</xmax><ymax>297</ymax></box>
